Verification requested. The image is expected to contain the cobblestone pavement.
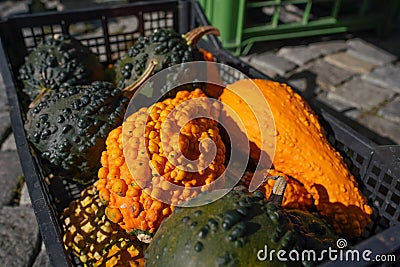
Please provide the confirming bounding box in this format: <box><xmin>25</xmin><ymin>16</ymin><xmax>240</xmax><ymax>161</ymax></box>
<box><xmin>0</xmin><ymin>1</ymin><xmax>399</xmax><ymax>266</ymax></box>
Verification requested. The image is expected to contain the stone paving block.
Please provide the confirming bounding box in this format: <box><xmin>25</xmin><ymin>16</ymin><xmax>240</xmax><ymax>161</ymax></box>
<box><xmin>284</xmin><ymin>69</ymin><xmax>319</xmax><ymax>94</ymax></box>
<box><xmin>344</xmin><ymin>109</ymin><xmax>361</xmax><ymax>120</ymax></box>
<box><xmin>248</xmin><ymin>52</ymin><xmax>297</xmax><ymax>76</ymax></box>
<box><xmin>0</xmin><ymin>205</ymin><xmax>41</xmax><ymax>267</ymax></box>
<box><xmin>0</xmin><ymin>74</ymin><xmax>9</xmax><ymax>111</ymax></box>
<box><xmin>362</xmin><ymin>64</ymin><xmax>400</xmax><ymax>93</ymax></box>
<box><xmin>0</xmin><ymin>151</ymin><xmax>23</xmax><ymax>207</ymax></box>
<box><xmin>324</xmin><ymin>52</ymin><xmax>376</xmax><ymax>74</ymax></box>
<box><xmin>0</xmin><ymin>1</ymin><xmax>12</xmax><ymax>13</ymax></box>
<box><xmin>287</xmin><ymin>78</ymin><xmax>308</xmax><ymax>93</ymax></box>
<box><xmin>308</xmin><ymin>40</ymin><xmax>347</xmax><ymax>56</ymax></box>
<box><xmin>326</xmin><ymin>78</ymin><xmax>395</xmax><ymax>111</ymax></box>
<box><xmin>277</xmin><ymin>45</ymin><xmax>321</xmax><ymax>66</ymax></box>
<box><xmin>32</xmin><ymin>243</ymin><xmax>51</xmax><ymax>267</ymax></box>
<box><xmin>243</xmin><ymin>57</ymin><xmax>277</xmax><ymax>78</ymax></box>
<box><xmin>358</xmin><ymin>114</ymin><xmax>400</xmax><ymax>144</ymax></box>
<box><xmin>0</xmin><ymin>92</ymin><xmax>7</xmax><ymax>111</ymax></box>
<box><xmin>308</xmin><ymin>59</ymin><xmax>356</xmax><ymax>91</ymax></box>
<box><xmin>0</xmin><ymin>1</ymin><xmax>29</xmax><ymax>18</ymax></box>
<box><xmin>315</xmin><ymin>92</ymin><xmax>354</xmax><ymax>112</ymax></box>
<box><xmin>110</xmin><ymin>15</ymin><xmax>139</xmax><ymax>34</ymax></box>
<box><xmin>19</xmin><ymin>182</ymin><xmax>32</xmax><ymax>206</ymax></box>
<box><xmin>83</xmin><ymin>15</ymin><xmax>138</xmax><ymax>38</ymax></box>
<box><xmin>378</xmin><ymin>96</ymin><xmax>400</xmax><ymax>123</ymax></box>
<box><xmin>263</xmin><ymin>4</ymin><xmax>302</xmax><ymax>23</ymax></box>
<box><xmin>1</xmin><ymin>132</ymin><xmax>17</xmax><ymax>151</ymax></box>
<box><xmin>68</xmin><ymin>21</ymin><xmax>90</xmax><ymax>35</ymax></box>
<box><xmin>67</xmin><ymin>6</ymin><xmax>133</xmax><ymax>35</ymax></box>
<box><xmin>0</xmin><ymin>111</ymin><xmax>11</xmax><ymax>142</ymax></box>
<box><xmin>347</xmin><ymin>38</ymin><xmax>397</xmax><ymax>66</ymax></box>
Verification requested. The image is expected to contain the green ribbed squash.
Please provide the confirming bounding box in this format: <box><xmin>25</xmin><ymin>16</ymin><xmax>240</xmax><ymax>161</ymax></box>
<box><xmin>18</xmin><ymin>34</ymin><xmax>104</xmax><ymax>105</ymax></box>
<box><xmin>145</xmin><ymin>177</ymin><xmax>338</xmax><ymax>267</ymax></box>
<box><xmin>25</xmin><ymin>81</ymin><xmax>128</xmax><ymax>184</ymax></box>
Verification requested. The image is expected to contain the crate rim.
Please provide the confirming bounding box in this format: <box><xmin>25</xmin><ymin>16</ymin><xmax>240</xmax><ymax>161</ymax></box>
<box><xmin>0</xmin><ymin>0</ymin><xmax>179</xmax><ymax>21</ymax></box>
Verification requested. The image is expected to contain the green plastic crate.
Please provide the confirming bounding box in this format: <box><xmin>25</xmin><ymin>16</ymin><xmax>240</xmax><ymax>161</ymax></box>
<box><xmin>199</xmin><ymin>0</ymin><xmax>400</xmax><ymax>56</ymax></box>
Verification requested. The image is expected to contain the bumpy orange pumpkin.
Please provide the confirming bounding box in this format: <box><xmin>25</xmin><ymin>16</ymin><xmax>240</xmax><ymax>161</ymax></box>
<box><xmin>97</xmin><ymin>89</ymin><xmax>226</xmax><ymax>234</ymax></box>
<box><xmin>219</xmin><ymin>79</ymin><xmax>372</xmax><ymax>238</ymax></box>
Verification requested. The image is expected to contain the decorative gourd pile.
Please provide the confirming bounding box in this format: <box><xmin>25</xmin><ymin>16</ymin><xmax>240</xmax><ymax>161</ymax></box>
<box><xmin>18</xmin><ymin>25</ymin><xmax>374</xmax><ymax>266</ymax></box>
<box><xmin>23</xmin><ymin>27</ymin><xmax>219</xmax><ymax>184</ymax></box>
<box><xmin>96</xmin><ymin>89</ymin><xmax>226</xmax><ymax>235</ymax></box>
<box><xmin>218</xmin><ymin>79</ymin><xmax>372</xmax><ymax>238</ymax></box>
<box><xmin>61</xmin><ymin>184</ymin><xmax>146</xmax><ymax>266</ymax></box>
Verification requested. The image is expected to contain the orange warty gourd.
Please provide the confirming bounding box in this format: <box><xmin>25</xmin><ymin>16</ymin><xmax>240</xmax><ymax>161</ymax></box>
<box><xmin>218</xmin><ymin>79</ymin><xmax>372</xmax><ymax>238</ymax></box>
<box><xmin>97</xmin><ymin>89</ymin><xmax>226</xmax><ymax>234</ymax></box>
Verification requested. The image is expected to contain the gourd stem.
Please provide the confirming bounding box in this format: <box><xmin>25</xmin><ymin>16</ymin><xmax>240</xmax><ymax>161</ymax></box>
<box><xmin>122</xmin><ymin>59</ymin><xmax>158</xmax><ymax>98</ymax></box>
<box><xmin>267</xmin><ymin>175</ymin><xmax>286</xmax><ymax>206</ymax></box>
<box><xmin>29</xmin><ymin>87</ymin><xmax>51</xmax><ymax>109</ymax></box>
<box><xmin>184</xmin><ymin>26</ymin><xmax>220</xmax><ymax>46</ymax></box>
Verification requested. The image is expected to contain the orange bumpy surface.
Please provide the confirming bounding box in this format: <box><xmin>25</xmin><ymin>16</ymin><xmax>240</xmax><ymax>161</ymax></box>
<box><xmin>219</xmin><ymin>79</ymin><xmax>372</xmax><ymax>238</ymax></box>
<box><xmin>97</xmin><ymin>89</ymin><xmax>226</xmax><ymax>233</ymax></box>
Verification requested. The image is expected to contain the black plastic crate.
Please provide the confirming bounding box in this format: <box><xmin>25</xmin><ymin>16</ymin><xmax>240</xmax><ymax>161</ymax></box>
<box><xmin>0</xmin><ymin>1</ymin><xmax>399</xmax><ymax>266</ymax></box>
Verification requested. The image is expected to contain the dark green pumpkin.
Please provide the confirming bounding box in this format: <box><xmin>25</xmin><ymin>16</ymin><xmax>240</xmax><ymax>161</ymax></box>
<box><xmin>114</xmin><ymin>26</ymin><xmax>219</xmax><ymax>99</ymax></box>
<box><xmin>145</xmin><ymin>178</ymin><xmax>338</xmax><ymax>267</ymax></box>
<box><xmin>18</xmin><ymin>34</ymin><xmax>105</xmax><ymax>104</ymax></box>
<box><xmin>25</xmin><ymin>81</ymin><xmax>128</xmax><ymax>184</ymax></box>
